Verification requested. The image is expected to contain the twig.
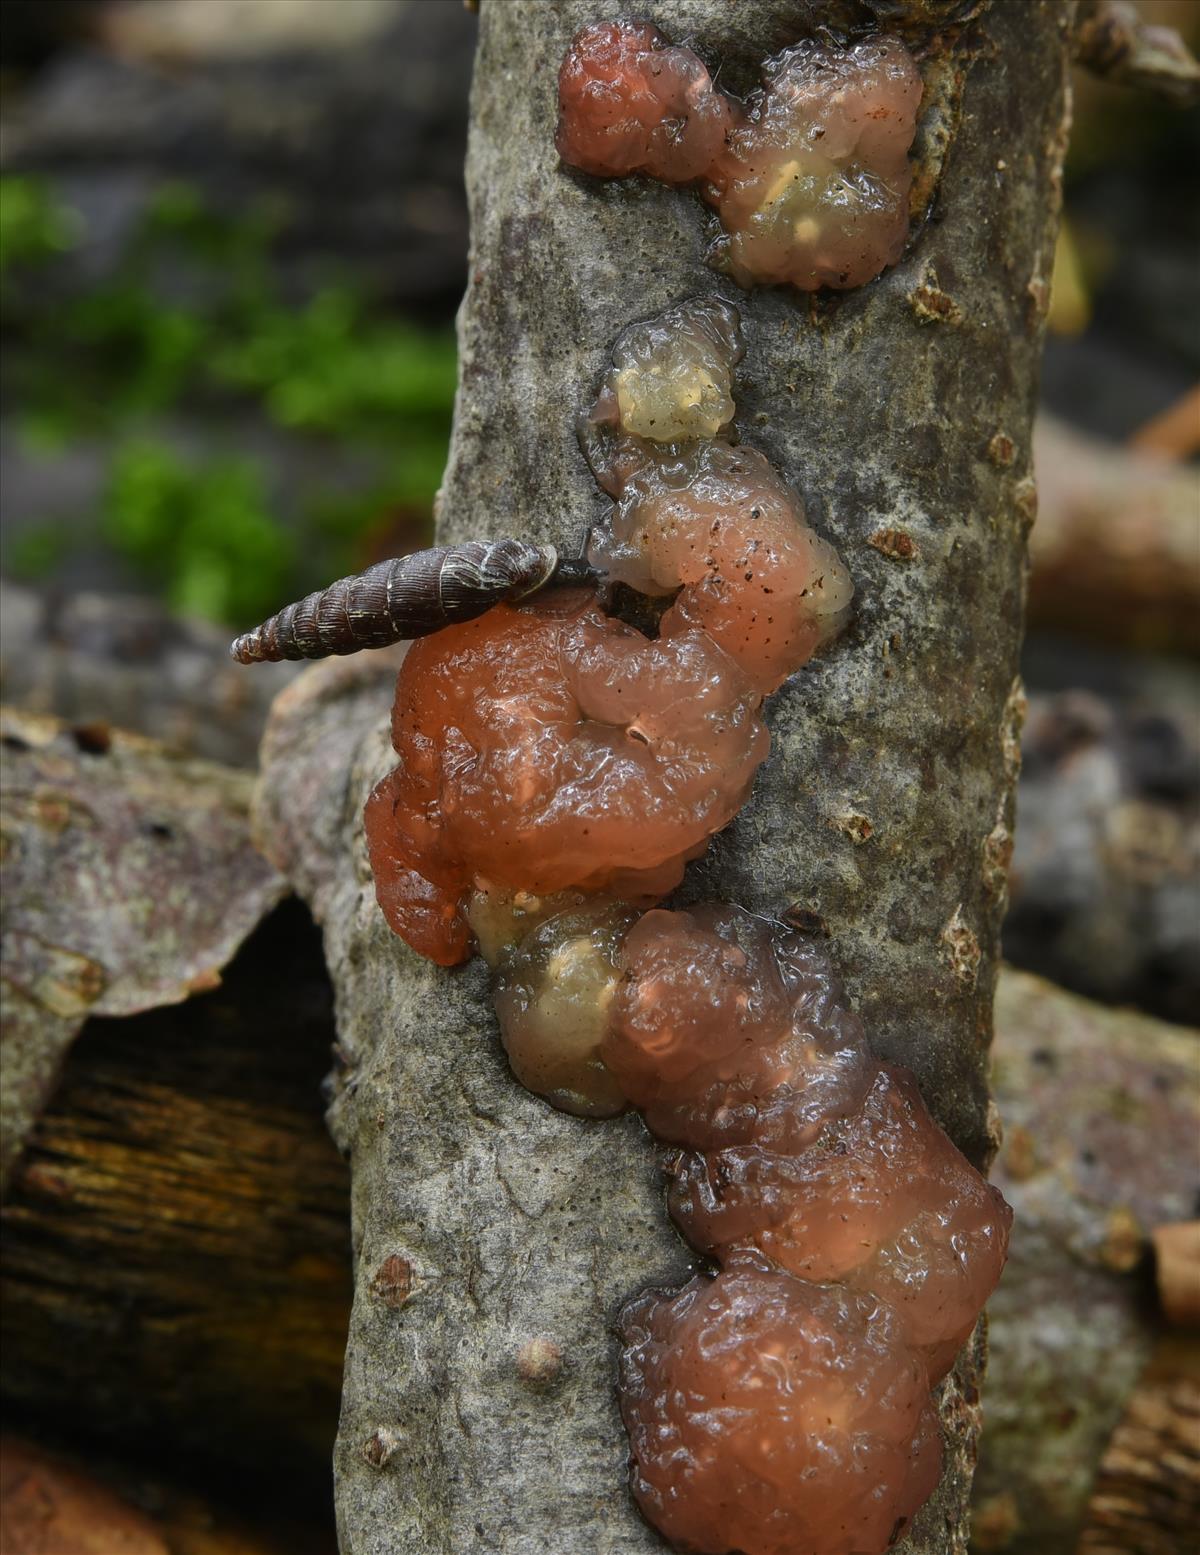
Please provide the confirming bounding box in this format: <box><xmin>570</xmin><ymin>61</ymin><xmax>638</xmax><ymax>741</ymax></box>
<box><xmin>1075</xmin><ymin>0</ymin><xmax>1200</xmax><ymax>104</ymax></box>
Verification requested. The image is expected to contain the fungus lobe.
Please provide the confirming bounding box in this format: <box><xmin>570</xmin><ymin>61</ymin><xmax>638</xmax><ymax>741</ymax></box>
<box><xmin>619</xmin><ymin>1254</ymin><xmax>943</xmax><ymax>1555</ymax></box>
<box><xmin>557</xmin><ymin>22</ymin><xmax>923</xmax><ymax>292</ymax></box>
<box><xmin>357</xmin><ymin>290</ymin><xmax>1008</xmax><ymax>1555</ymax></box>
<box><xmin>555</xmin><ymin>19</ymin><xmax>735</xmax><ymax>183</ymax></box>
<box><xmin>364</xmin><ymin>592</ymin><xmax>766</xmax><ymax>964</ymax></box>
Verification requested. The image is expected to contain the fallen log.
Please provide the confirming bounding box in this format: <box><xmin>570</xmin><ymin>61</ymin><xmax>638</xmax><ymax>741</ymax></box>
<box><xmin>4</xmin><ymin>910</ymin><xmax>1196</xmax><ymax>1552</ymax></box>
<box><xmin>0</xmin><ymin>903</ymin><xmax>349</xmax><ymax>1531</ymax></box>
<box><xmin>1076</xmin><ymin>1344</ymin><xmax>1200</xmax><ymax>1555</ymax></box>
<box><xmin>972</xmin><ymin>969</ymin><xmax>1200</xmax><ymax>1553</ymax></box>
<box><xmin>1028</xmin><ymin>417</ymin><xmax>1200</xmax><ymax>658</ymax></box>
<box><xmin>0</xmin><ymin>704</ymin><xmax>285</xmax><ymax>1189</ymax></box>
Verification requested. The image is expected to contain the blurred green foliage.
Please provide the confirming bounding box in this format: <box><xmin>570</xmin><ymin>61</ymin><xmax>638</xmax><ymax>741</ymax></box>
<box><xmin>0</xmin><ymin>176</ymin><xmax>79</xmax><ymax>282</ymax></box>
<box><xmin>0</xmin><ymin>175</ymin><xmax>455</xmax><ymax>623</ymax></box>
<box><xmin>104</xmin><ymin>444</ymin><xmax>294</xmax><ymax>624</ymax></box>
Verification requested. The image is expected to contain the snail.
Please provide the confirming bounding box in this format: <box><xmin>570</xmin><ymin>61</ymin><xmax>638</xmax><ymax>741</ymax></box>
<box><xmin>229</xmin><ymin>538</ymin><xmax>599</xmax><ymax>664</ymax></box>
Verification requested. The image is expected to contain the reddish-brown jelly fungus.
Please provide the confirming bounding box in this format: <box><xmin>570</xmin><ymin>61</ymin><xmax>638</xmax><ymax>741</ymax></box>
<box><xmin>517</xmin><ymin>903</ymin><xmax>1009</xmax><ymax>1551</ymax></box>
<box><xmin>584</xmin><ymin>296</ymin><xmax>853</xmax><ymax>693</ymax></box>
<box><xmin>555</xmin><ymin>20</ymin><xmax>735</xmax><ymax>183</ymax></box>
<box><xmin>364</xmin><ymin>592</ymin><xmax>766</xmax><ymax>963</ymax></box>
<box><xmin>362</xmin><ymin>293</ymin><xmax>1010</xmax><ymax>1554</ymax></box>
<box><xmin>365</xmin><ymin>295</ymin><xmax>846</xmax><ymax>962</ymax></box>
<box><xmin>557</xmin><ymin>22</ymin><xmax>923</xmax><ymax>292</ymax></box>
<box><xmin>608</xmin><ymin>906</ymin><xmax>1010</xmax><ymax>1388</ymax></box>
<box><xmin>620</xmin><ymin>1254</ymin><xmax>943</xmax><ymax>1555</ymax></box>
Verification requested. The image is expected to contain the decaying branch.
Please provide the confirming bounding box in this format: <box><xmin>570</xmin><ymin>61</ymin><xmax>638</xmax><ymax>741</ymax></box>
<box><xmin>1029</xmin><ymin>418</ymin><xmax>1200</xmax><ymax>658</ymax></box>
<box><xmin>1077</xmin><ymin>1350</ymin><xmax>1200</xmax><ymax>1555</ymax></box>
<box><xmin>1074</xmin><ymin>0</ymin><xmax>1200</xmax><ymax>104</ymax></box>
<box><xmin>9</xmin><ymin>915</ymin><xmax>1193</xmax><ymax>1552</ymax></box>
<box><xmin>0</xmin><ymin>705</ymin><xmax>285</xmax><ymax>1190</ymax></box>
<box><xmin>253</xmin><ymin>2</ymin><xmax>1074</xmax><ymax>1550</ymax></box>
<box><xmin>973</xmin><ymin>970</ymin><xmax>1200</xmax><ymax>1553</ymax></box>
<box><xmin>0</xmin><ymin>905</ymin><xmax>348</xmax><ymax>1510</ymax></box>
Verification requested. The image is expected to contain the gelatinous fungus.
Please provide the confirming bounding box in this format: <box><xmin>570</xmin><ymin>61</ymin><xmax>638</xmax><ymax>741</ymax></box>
<box><xmin>555</xmin><ymin>20</ymin><xmax>735</xmax><ymax>183</ymax></box>
<box><xmin>557</xmin><ymin>22</ymin><xmax>923</xmax><ymax>293</ymax></box>
<box><xmin>704</xmin><ymin>38</ymin><xmax>924</xmax><ymax>291</ymax></box>
<box><xmin>584</xmin><ymin>295</ymin><xmax>744</xmax><ymax>459</ymax></box>
<box><xmin>360</xmin><ymin>287</ymin><xmax>1008</xmax><ymax>1554</ymax></box>
<box><xmin>366</xmin><ymin>295</ymin><xmax>846</xmax><ymax>962</ymax></box>
<box><xmin>585</xmin><ymin>297</ymin><xmax>853</xmax><ymax>693</ymax></box>
<box><xmin>364</xmin><ymin>592</ymin><xmax>766</xmax><ymax>964</ymax></box>
<box><xmin>609</xmin><ymin>910</ymin><xmax>1009</xmax><ymax>1551</ymax></box>
<box><xmin>593</xmin><ymin>440</ymin><xmax>853</xmax><ymax>693</ymax></box>
<box><xmin>579</xmin><ymin>296</ymin><xmax>744</xmax><ymax>509</ymax></box>
<box><xmin>602</xmin><ymin>905</ymin><xmax>873</xmax><ymax>1150</ymax></box>
<box><xmin>668</xmin><ymin>1063</ymin><xmax>1011</xmax><ymax>1381</ymax></box>
<box><xmin>493</xmin><ymin>905</ymin><xmax>635</xmax><ymax>1117</ymax></box>
<box><xmin>620</xmin><ymin>1255</ymin><xmax>943</xmax><ymax>1555</ymax></box>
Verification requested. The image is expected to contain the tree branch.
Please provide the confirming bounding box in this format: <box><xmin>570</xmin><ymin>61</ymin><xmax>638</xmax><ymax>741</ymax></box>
<box><xmin>255</xmin><ymin>2</ymin><xmax>1075</xmax><ymax>1549</ymax></box>
<box><xmin>1075</xmin><ymin>1</ymin><xmax>1200</xmax><ymax>104</ymax></box>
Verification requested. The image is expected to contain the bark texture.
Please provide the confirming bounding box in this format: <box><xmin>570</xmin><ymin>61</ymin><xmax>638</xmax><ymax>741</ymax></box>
<box><xmin>973</xmin><ymin>969</ymin><xmax>1200</xmax><ymax>1553</ymax></box>
<box><xmin>1076</xmin><ymin>1348</ymin><xmax>1200</xmax><ymax>1555</ymax></box>
<box><xmin>255</xmin><ymin>3</ymin><xmax>1074</xmax><ymax>1550</ymax></box>
<box><xmin>0</xmin><ymin>905</ymin><xmax>348</xmax><ymax>1520</ymax></box>
<box><xmin>0</xmin><ymin>705</ymin><xmax>285</xmax><ymax>1190</ymax></box>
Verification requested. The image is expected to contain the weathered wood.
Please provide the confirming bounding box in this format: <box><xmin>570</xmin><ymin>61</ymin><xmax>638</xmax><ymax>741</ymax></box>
<box><xmin>0</xmin><ymin>1433</ymin><xmax>330</xmax><ymax>1555</ymax></box>
<box><xmin>0</xmin><ymin>705</ymin><xmax>286</xmax><ymax>1190</ymax></box>
<box><xmin>9</xmin><ymin>944</ymin><xmax>1194</xmax><ymax>1551</ymax></box>
<box><xmin>1077</xmin><ymin>1346</ymin><xmax>1200</xmax><ymax>1555</ymax></box>
<box><xmin>254</xmin><ymin>3</ymin><xmax>1074</xmax><ymax>1550</ymax></box>
<box><xmin>973</xmin><ymin>970</ymin><xmax>1200</xmax><ymax>1554</ymax></box>
<box><xmin>1028</xmin><ymin>417</ymin><xmax>1200</xmax><ymax>658</ymax></box>
<box><xmin>1154</xmin><ymin>1224</ymin><xmax>1200</xmax><ymax>1329</ymax></box>
<box><xmin>0</xmin><ymin>904</ymin><xmax>349</xmax><ymax>1528</ymax></box>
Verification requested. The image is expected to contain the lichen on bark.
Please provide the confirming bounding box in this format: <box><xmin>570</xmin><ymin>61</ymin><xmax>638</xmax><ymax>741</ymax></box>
<box><xmin>254</xmin><ymin>2</ymin><xmax>1074</xmax><ymax>1550</ymax></box>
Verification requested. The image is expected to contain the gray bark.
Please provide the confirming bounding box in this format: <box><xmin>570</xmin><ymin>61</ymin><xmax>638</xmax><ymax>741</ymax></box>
<box><xmin>0</xmin><ymin>705</ymin><xmax>285</xmax><ymax>1190</ymax></box>
<box><xmin>254</xmin><ymin>2</ymin><xmax>1074</xmax><ymax>1550</ymax></box>
<box><xmin>974</xmin><ymin>969</ymin><xmax>1200</xmax><ymax>1553</ymax></box>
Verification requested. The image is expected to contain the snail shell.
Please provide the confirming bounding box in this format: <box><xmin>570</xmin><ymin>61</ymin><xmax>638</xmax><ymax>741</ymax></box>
<box><xmin>230</xmin><ymin>539</ymin><xmax>594</xmax><ymax>664</ymax></box>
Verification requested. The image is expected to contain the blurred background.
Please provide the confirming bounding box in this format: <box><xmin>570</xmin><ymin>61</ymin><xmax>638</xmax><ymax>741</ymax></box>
<box><xmin>0</xmin><ymin>2</ymin><xmax>1196</xmax><ymax>1553</ymax></box>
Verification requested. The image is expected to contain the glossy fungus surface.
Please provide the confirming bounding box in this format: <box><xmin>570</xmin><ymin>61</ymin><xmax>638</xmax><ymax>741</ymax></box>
<box><xmin>619</xmin><ymin>1257</ymin><xmax>943</xmax><ymax>1555</ymax></box>
<box><xmin>362</xmin><ymin>287</ymin><xmax>1008</xmax><ymax>1553</ymax></box>
<box><xmin>705</xmin><ymin>39</ymin><xmax>923</xmax><ymax>291</ymax></box>
<box><xmin>602</xmin><ymin>905</ymin><xmax>872</xmax><ymax>1150</ymax></box>
<box><xmin>364</xmin><ymin>593</ymin><xmax>766</xmax><ymax>963</ymax></box>
<box><xmin>592</xmin><ymin>439</ymin><xmax>853</xmax><ymax>693</ymax></box>
<box><xmin>557</xmin><ymin>23</ymin><xmax>922</xmax><ymax>293</ymax></box>
<box><xmin>584</xmin><ymin>296</ymin><xmax>853</xmax><ymax>693</ymax></box>
<box><xmin>669</xmin><ymin>1061</ymin><xmax>1013</xmax><ymax>1380</ymax></box>
<box><xmin>555</xmin><ymin>21</ymin><xmax>735</xmax><ymax>183</ymax></box>
<box><xmin>589</xmin><ymin>295</ymin><xmax>744</xmax><ymax>453</ymax></box>
<box><xmin>493</xmin><ymin>905</ymin><xmax>635</xmax><ymax>1117</ymax></box>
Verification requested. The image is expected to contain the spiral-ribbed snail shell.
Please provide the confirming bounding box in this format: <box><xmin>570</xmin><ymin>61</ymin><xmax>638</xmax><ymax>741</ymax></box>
<box><xmin>230</xmin><ymin>539</ymin><xmax>597</xmax><ymax>664</ymax></box>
